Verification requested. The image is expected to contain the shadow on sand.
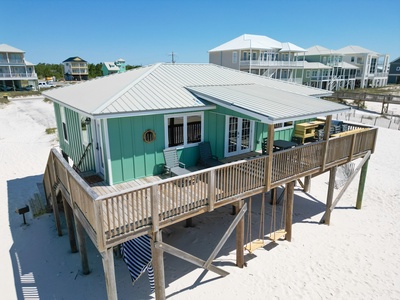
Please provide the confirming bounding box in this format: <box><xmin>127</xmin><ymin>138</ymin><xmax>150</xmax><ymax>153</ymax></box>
<box><xmin>8</xmin><ymin>176</ymin><xmax>330</xmax><ymax>299</ymax></box>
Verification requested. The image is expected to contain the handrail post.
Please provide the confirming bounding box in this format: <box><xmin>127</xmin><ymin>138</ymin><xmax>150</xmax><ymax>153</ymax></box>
<box><xmin>321</xmin><ymin>115</ymin><xmax>332</xmax><ymax>172</ymax></box>
<box><xmin>151</xmin><ymin>185</ymin><xmax>160</xmax><ymax>232</ymax></box>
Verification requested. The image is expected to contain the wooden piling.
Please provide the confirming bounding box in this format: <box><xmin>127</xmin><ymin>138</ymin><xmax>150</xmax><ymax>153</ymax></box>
<box><xmin>75</xmin><ymin>215</ymin><xmax>90</xmax><ymax>275</ymax></box>
<box><xmin>62</xmin><ymin>196</ymin><xmax>77</xmax><ymax>253</ymax></box>
<box><xmin>236</xmin><ymin>200</ymin><xmax>245</xmax><ymax>268</ymax></box>
<box><xmin>151</xmin><ymin>231</ymin><xmax>166</xmax><ymax>300</ymax></box>
<box><xmin>356</xmin><ymin>157</ymin><xmax>370</xmax><ymax>209</ymax></box>
<box><xmin>304</xmin><ymin>175</ymin><xmax>311</xmax><ymax>192</ymax></box>
<box><xmin>324</xmin><ymin>166</ymin><xmax>337</xmax><ymax>225</ymax></box>
<box><xmin>102</xmin><ymin>247</ymin><xmax>117</xmax><ymax>300</ymax></box>
<box><xmin>285</xmin><ymin>181</ymin><xmax>295</xmax><ymax>242</ymax></box>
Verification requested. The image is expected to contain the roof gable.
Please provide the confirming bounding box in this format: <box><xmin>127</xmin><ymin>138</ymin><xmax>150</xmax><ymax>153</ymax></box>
<box><xmin>305</xmin><ymin>45</ymin><xmax>339</xmax><ymax>55</ymax></box>
<box><xmin>336</xmin><ymin>45</ymin><xmax>378</xmax><ymax>55</ymax></box>
<box><xmin>209</xmin><ymin>34</ymin><xmax>283</xmax><ymax>52</ymax></box>
<box><xmin>0</xmin><ymin>44</ymin><xmax>25</xmax><ymax>53</ymax></box>
<box><xmin>63</xmin><ymin>56</ymin><xmax>87</xmax><ymax>63</ymax></box>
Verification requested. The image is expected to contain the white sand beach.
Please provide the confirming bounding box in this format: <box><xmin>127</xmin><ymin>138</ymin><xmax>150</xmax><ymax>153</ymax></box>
<box><xmin>1</xmin><ymin>97</ymin><xmax>399</xmax><ymax>300</ymax></box>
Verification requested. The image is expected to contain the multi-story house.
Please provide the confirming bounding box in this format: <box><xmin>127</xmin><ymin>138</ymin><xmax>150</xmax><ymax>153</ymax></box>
<box><xmin>101</xmin><ymin>58</ymin><xmax>126</xmax><ymax>76</ymax></box>
<box><xmin>388</xmin><ymin>57</ymin><xmax>400</xmax><ymax>84</ymax></box>
<box><xmin>0</xmin><ymin>44</ymin><xmax>38</xmax><ymax>91</ymax></box>
<box><xmin>300</xmin><ymin>45</ymin><xmax>359</xmax><ymax>90</ymax></box>
<box><xmin>210</xmin><ymin>35</ymin><xmax>390</xmax><ymax>91</ymax></box>
<box><xmin>62</xmin><ymin>56</ymin><xmax>89</xmax><ymax>81</ymax></box>
<box><xmin>337</xmin><ymin>45</ymin><xmax>390</xmax><ymax>88</ymax></box>
<box><xmin>209</xmin><ymin>34</ymin><xmax>306</xmax><ymax>84</ymax></box>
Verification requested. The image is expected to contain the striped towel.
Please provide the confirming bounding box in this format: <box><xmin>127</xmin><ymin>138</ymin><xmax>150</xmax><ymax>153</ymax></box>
<box><xmin>121</xmin><ymin>235</ymin><xmax>155</xmax><ymax>292</ymax></box>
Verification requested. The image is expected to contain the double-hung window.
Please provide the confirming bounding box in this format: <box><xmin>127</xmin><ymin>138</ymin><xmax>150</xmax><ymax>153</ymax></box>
<box><xmin>165</xmin><ymin>112</ymin><xmax>203</xmax><ymax>148</ymax></box>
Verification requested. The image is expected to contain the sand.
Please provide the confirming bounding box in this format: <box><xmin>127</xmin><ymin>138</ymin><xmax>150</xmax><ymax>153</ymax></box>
<box><xmin>1</xmin><ymin>97</ymin><xmax>399</xmax><ymax>300</ymax></box>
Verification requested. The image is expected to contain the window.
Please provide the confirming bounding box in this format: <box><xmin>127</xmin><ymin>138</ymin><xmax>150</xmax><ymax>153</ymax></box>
<box><xmin>357</xmin><ymin>57</ymin><xmax>362</xmax><ymax>64</ymax></box>
<box><xmin>60</xmin><ymin>106</ymin><xmax>68</xmax><ymax>142</ymax></box>
<box><xmin>243</xmin><ymin>52</ymin><xmax>248</xmax><ymax>61</ymax></box>
<box><xmin>165</xmin><ymin>112</ymin><xmax>203</xmax><ymax>148</ymax></box>
<box><xmin>80</xmin><ymin>116</ymin><xmax>90</xmax><ymax>146</ymax></box>
<box><xmin>274</xmin><ymin>121</ymin><xmax>293</xmax><ymax>131</ymax></box>
<box><xmin>252</xmin><ymin>52</ymin><xmax>257</xmax><ymax>61</ymax></box>
<box><xmin>351</xmin><ymin>57</ymin><xmax>355</xmax><ymax>62</ymax></box>
<box><xmin>232</xmin><ymin>51</ymin><xmax>237</xmax><ymax>64</ymax></box>
<box><xmin>312</xmin><ymin>70</ymin><xmax>318</xmax><ymax>77</ymax></box>
<box><xmin>306</xmin><ymin>70</ymin><xmax>311</xmax><ymax>78</ymax></box>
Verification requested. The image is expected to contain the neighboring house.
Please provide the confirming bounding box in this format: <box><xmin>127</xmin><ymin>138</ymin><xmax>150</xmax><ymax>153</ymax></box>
<box><xmin>43</xmin><ymin>63</ymin><xmax>347</xmax><ymax>185</ymax></box>
<box><xmin>209</xmin><ymin>34</ymin><xmax>306</xmax><ymax>84</ymax></box>
<box><xmin>0</xmin><ymin>43</ymin><xmax>38</xmax><ymax>91</ymax></box>
<box><xmin>102</xmin><ymin>58</ymin><xmax>126</xmax><ymax>76</ymax></box>
<box><xmin>337</xmin><ymin>45</ymin><xmax>390</xmax><ymax>88</ymax></box>
<box><xmin>388</xmin><ymin>57</ymin><xmax>400</xmax><ymax>84</ymax></box>
<box><xmin>62</xmin><ymin>56</ymin><xmax>88</xmax><ymax>81</ymax></box>
<box><xmin>210</xmin><ymin>35</ymin><xmax>390</xmax><ymax>91</ymax></box>
<box><xmin>301</xmin><ymin>45</ymin><xmax>359</xmax><ymax>90</ymax></box>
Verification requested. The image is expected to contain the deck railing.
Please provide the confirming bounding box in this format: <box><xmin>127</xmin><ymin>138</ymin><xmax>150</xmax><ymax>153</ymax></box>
<box><xmin>43</xmin><ymin>127</ymin><xmax>377</xmax><ymax>251</ymax></box>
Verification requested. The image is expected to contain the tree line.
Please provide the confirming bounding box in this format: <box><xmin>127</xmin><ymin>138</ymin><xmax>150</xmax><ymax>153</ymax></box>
<box><xmin>35</xmin><ymin>63</ymin><xmax>141</xmax><ymax>80</ymax></box>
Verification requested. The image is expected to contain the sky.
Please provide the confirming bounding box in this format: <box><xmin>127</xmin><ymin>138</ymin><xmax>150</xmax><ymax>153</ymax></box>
<box><xmin>2</xmin><ymin>0</ymin><xmax>400</xmax><ymax>66</ymax></box>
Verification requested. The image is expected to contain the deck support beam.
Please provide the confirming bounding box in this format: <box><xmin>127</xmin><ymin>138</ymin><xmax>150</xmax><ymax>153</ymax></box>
<box><xmin>304</xmin><ymin>175</ymin><xmax>311</xmax><ymax>192</ymax></box>
<box><xmin>152</xmin><ymin>231</ymin><xmax>166</xmax><ymax>300</ymax></box>
<box><xmin>102</xmin><ymin>247</ymin><xmax>117</xmax><ymax>300</ymax></box>
<box><xmin>285</xmin><ymin>181</ymin><xmax>295</xmax><ymax>242</ymax></box>
<box><xmin>62</xmin><ymin>196</ymin><xmax>77</xmax><ymax>253</ymax></box>
<box><xmin>235</xmin><ymin>200</ymin><xmax>245</xmax><ymax>268</ymax></box>
<box><xmin>356</xmin><ymin>157</ymin><xmax>370</xmax><ymax>209</ymax></box>
<box><xmin>324</xmin><ymin>166</ymin><xmax>337</xmax><ymax>226</ymax></box>
<box><xmin>75</xmin><ymin>214</ymin><xmax>90</xmax><ymax>275</ymax></box>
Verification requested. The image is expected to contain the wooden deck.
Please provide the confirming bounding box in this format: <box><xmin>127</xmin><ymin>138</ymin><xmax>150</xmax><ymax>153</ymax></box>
<box><xmin>43</xmin><ymin>125</ymin><xmax>378</xmax><ymax>252</ymax></box>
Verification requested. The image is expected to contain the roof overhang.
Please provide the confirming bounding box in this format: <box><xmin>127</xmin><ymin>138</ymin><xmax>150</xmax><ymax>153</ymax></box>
<box><xmin>186</xmin><ymin>84</ymin><xmax>350</xmax><ymax>124</ymax></box>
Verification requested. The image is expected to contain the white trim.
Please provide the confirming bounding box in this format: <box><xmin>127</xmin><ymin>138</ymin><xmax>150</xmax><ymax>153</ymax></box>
<box><xmin>60</xmin><ymin>106</ymin><xmax>69</xmax><ymax>144</ymax></box>
<box><xmin>164</xmin><ymin>111</ymin><xmax>204</xmax><ymax>149</ymax></box>
<box><xmin>224</xmin><ymin>116</ymin><xmax>254</xmax><ymax>157</ymax></box>
<box><xmin>103</xmin><ymin>120</ymin><xmax>113</xmax><ymax>185</ymax></box>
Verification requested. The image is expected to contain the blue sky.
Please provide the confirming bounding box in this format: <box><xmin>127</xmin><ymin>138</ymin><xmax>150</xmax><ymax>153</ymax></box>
<box><xmin>2</xmin><ymin>0</ymin><xmax>400</xmax><ymax>65</ymax></box>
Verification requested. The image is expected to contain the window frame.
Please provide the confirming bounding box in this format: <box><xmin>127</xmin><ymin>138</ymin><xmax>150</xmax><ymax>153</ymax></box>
<box><xmin>232</xmin><ymin>51</ymin><xmax>238</xmax><ymax>64</ymax></box>
<box><xmin>164</xmin><ymin>112</ymin><xmax>204</xmax><ymax>149</ymax></box>
<box><xmin>60</xmin><ymin>106</ymin><xmax>69</xmax><ymax>143</ymax></box>
<box><xmin>274</xmin><ymin>121</ymin><xmax>294</xmax><ymax>131</ymax></box>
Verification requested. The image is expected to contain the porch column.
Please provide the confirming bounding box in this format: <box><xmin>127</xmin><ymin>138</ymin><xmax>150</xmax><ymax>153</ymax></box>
<box><xmin>102</xmin><ymin>247</ymin><xmax>117</xmax><ymax>300</ymax></box>
<box><xmin>356</xmin><ymin>157</ymin><xmax>370</xmax><ymax>209</ymax></box>
<box><xmin>151</xmin><ymin>231</ymin><xmax>166</xmax><ymax>300</ymax></box>
<box><xmin>265</xmin><ymin>124</ymin><xmax>275</xmax><ymax>191</ymax></box>
<box><xmin>285</xmin><ymin>181</ymin><xmax>295</xmax><ymax>242</ymax></box>
<box><xmin>321</xmin><ymin>115</ymin><xmax>332</xmax><ymax>172</ymax></box>
<box><xmin>235</xmin><ymin>199</ymin><xmax>245</xmax><ymax>268</ymax></box>
<box><xmin>324</xmin><ymin>166</ymin><xmax>337</xmax><ymax>225</ymax></box>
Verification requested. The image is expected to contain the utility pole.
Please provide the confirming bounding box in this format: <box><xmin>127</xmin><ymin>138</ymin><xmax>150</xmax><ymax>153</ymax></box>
<box><xmin>169</xmin><ymin>51</ymin><xmax>177</xmax><ymax>64</ymax></box>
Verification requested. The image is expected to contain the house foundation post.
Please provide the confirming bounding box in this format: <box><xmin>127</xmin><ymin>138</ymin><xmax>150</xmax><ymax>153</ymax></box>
<box><xmin>235</xmin><ymin>199</ymin><xmax>245</xmax><ymax>268</ymax></box>
<box><xmin>356</xmin><ymin>157</ymin><xmax>370</xmax><ymax>209</ymax></box>
<box><xmin>102</xmin><ymin>247</ymin><xmax>117</xmax><ymax>300</ymax></box>
<box><xmin>285</xmin><ymin>181</ymin><xmax>295</xmax><ymax>242</ymax></box>
<box><xmin>74</xmin><ymin>215</ymin><xmax>90</xmax><ymax>275</ymax></box>
<box><xmin>304</xmin><ymin>175</ymin><xmax>311</xmax><ymax>192</ymax></box>
<box><xmin>62</xmin><ymin>196</ymin><xmax>77</xmax><ymax>253</ymax></box>
<box><xmin>324</xmin><ymin>166</ymin><xmax>337</xmax><ymax>225</ymax></box>
<box><xmin>151</xmin><ymin>231</ymin><xmax>166</xmax><ymax>300</ymax></box>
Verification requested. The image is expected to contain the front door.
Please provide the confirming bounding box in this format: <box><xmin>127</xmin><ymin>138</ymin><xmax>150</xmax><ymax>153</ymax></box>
<box><xmin>225</xmin><ymin>116</ymin><xmax>253</xmax><ymax>157</ymax></box>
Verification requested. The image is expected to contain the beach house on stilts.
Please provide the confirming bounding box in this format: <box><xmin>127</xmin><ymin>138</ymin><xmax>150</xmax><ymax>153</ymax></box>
<box><xmin>42</xmin><ymin>63</ymin><xmax>377</xmax><ymax>299</ymax></box>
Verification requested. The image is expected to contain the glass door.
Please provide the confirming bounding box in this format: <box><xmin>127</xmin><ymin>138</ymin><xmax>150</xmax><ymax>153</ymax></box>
<box><xmin>225</xmin><ymin>116</ymin><xmax>253</xmax><ymax>157</ymax></box>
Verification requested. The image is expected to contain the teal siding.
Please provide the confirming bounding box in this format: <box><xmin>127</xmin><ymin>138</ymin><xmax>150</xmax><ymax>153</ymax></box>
<box><xmin>107</xmin><ymin>115</ymin><xmax>166</xmax><ymax>184</ymax></box>
<box><xmin>53</xmin><ymin>103</ymin><xmax>96</xmax><ymax>172</ymax></box>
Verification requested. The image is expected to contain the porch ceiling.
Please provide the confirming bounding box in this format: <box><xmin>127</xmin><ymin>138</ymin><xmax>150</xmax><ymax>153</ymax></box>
<box><xmin>187</xmin><ymin>84</ymin><xmax>350</xmax><ymax>124</ymax></box>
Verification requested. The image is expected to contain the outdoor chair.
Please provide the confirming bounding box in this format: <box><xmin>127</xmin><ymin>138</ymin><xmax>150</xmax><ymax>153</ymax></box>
<box><xmin>163</xmin><ymin>148</ymin><xmax>191</xmax><ymax>177</ymax></box>
<box><xmin>198</xmin><ymin>142</ymin><xmax>223</xmax><ymax>167</ymax></box>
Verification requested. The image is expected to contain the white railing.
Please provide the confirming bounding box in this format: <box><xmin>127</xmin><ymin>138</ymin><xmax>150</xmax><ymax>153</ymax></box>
<box><xmin>240</xmin><ymin>60</ymin><xmax>305</xmax><ymax>68</ymax></box>
<box><xmin>0</xmin><ymin>72</ymin><xmax>37</xmax><ymax>78</ymax></box>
